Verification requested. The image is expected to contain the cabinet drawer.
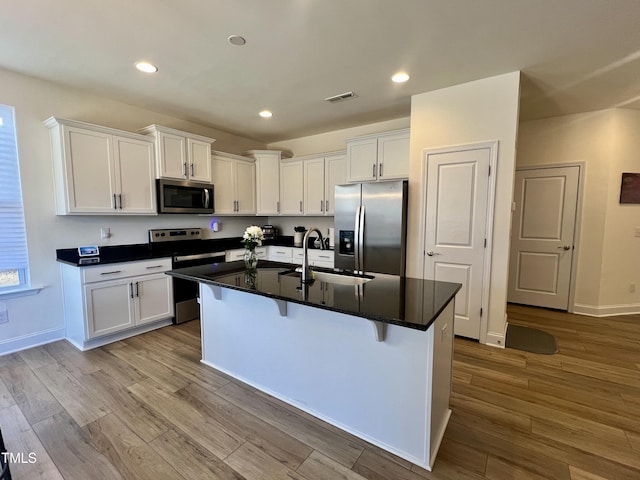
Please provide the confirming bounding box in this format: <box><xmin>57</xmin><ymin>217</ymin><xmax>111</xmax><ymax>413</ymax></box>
<box><xmin>82</xmin><ymin>258</ymin><xmax>171</xmax><ymax>284</ymax></box>
<box><xmin>268</xmin><ymin>246</ymin><xmax>293</xmax><ymax>262</ymax></box>
<box><xmin>309</xmin><ymin>250</ymin><xmax>334</xmax><ymax>263</ymax></box>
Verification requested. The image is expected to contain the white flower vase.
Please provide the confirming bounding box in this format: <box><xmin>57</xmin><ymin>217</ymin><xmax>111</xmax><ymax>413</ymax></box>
<box><xmin>244</xmin><ymin>248</ymin><xmax>258</xmax><ymax>270</ymax></box>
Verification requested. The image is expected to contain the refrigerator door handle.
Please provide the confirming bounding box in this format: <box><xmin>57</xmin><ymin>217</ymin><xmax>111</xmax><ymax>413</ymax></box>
<box><xmin>354</xmin><ymin>205</ymin><xmax>361</xmax><ymax>272</ymax></box>
<box><xmin>358</xmin><ymin>204</ymin><xmax>365</xmax><ymax>273</ymax></box>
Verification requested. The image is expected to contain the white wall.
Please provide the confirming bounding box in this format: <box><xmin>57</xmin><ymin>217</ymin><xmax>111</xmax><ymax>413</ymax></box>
<box><xmin>517</xmin><ymin>109</ymin><xmax>640</xmax><ymax>315</ymax></box>
<box><xmin>407</xmin><ymin>72</ymin><xmax>521</xmax><ymax>346</ymax></box>
<box><xmin>0</xmin><ymin>67</ymin><xmax>267</xmax><ymax>354</ymax></box>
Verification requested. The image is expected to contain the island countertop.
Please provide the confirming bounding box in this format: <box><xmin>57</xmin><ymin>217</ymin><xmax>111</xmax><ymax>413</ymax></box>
<box><xmin>167</xmin><ymin>260</ymin><xmax>461</xmax><ymax>331</ymax></box>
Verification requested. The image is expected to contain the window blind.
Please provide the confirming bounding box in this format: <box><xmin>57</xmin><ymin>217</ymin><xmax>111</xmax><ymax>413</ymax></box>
<box><xmin>0</xmin><ymin>104</ymin><xmax>29</xmax><ymax>273</ymax></box>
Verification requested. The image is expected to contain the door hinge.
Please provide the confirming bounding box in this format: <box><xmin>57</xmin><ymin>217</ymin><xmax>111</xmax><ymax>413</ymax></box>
<box><xmin>488</xmin><ymin>165</ymin><xmax>491</xmax><ymax>176</ymax></box>
<box><xmin>484</xmin><ymin>238</ymin><xmax>487</xmax><ymax>248</ymax></box>
<box><xmin>480</xmin><ymin>307</ymin><xmax>483</xmax><ymax>317</ymax></box>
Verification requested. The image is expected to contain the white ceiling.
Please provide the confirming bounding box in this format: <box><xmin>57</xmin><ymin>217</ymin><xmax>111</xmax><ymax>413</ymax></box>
<box><xmin>2</xmin><ymin>0</ymin><xmax>640</xmax><ymax>143</ymax></box>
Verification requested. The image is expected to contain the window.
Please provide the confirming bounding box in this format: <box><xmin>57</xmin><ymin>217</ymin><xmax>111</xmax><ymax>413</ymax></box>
<box><xmin>0</xmin><ymin>104</ymin><xmax>29</xmax><ymax>291</ymax></box>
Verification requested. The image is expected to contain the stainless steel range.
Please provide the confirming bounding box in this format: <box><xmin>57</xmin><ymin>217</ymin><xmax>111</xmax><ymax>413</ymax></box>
<box><xmin>149</xmin><ymin>228</ymin><xmax>226</xmax><ymax>324</ymax></box>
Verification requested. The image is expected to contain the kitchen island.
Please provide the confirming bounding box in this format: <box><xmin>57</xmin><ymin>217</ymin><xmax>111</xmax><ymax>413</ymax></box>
<box><xmin>168</xmin><ymin>261</ymin><xmax>461</xmax><ymax>471</ymax></box>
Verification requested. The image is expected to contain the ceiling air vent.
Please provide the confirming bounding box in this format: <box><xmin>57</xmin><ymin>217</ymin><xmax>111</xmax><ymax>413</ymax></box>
<box><xmin>324</xmin><ymin>91</ymin><xmax>358</xmax><ymax>104</ymax></box>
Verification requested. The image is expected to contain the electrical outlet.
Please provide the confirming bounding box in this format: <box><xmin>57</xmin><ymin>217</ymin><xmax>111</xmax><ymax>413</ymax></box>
<box><xmin>630</xmin><ymin>283</ymin><xmax>636</xmax><ymax>293</ymax></box>
<box><xmin>635</xmin><ymin>227</ymin><xmax>640</xmax><ymax>238</ymax></box>
<box><xmin>100</xmin><ymin>227</ymin><xmax>111</xmax><ymax>239</ymax></box>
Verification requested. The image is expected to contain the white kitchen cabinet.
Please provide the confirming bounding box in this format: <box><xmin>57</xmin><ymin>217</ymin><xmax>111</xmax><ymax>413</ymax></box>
<box><xmin>291</xmin><ymin>248</ymin><xmax>334</xmax><ymax>268</ymax></box>
<box><xmin>45</xmin><ymin>117</ymin><xmax>156</xmax><ymax>215</ymax></box>
<box><xmin>300</xmin><ymin>152</ymin><xmax>347</xmax><ymax>216</ymax></box>
<box><xmin>225</xmin><ymin>247</ymin><xmax>267</xmax><ymax>262</ymax></box>
<box><xmin>211</xmin><ymin>151</ymin><xmax>256</xmax><ymax>215</ymax></box>
<box><xmin>245</xmin><ymin>150</ymin><xmax>285</xmax><ymax>215</ymax></box>
<box><xmin>61</xmin><ymin>258</ymin><xmax>174</xmax><ymax>350</ymax></box>
<box><xmin>139</xmin><ymin>124</ymin><xmax>215</xmax><ymax>183</ymax></box>
<box><xmin>280</xmin><ymin>159</ymin><xmax>304</xmax><ymax>215</ymax></box>
<box><xmin>267</xmin><ymin>246</ymin><xmax>293</xmax><ymax>263</ymax></box>
<box><xmin>347</xmin><ymin>128</ymin><xmax>409</xmax><ymax>182</ymax></box>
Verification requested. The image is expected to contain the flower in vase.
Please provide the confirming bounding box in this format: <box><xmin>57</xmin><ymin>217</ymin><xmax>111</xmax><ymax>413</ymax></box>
<box><xmin>242</xmin><ymin>225</ymin><xmax>264</xmax><ymax>251</ymax></box>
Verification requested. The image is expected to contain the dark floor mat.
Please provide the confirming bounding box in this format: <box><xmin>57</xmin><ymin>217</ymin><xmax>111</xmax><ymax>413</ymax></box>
<box><xmin>505</xmin><ymin>323</ymin><xmax>558</xmax><ymax>354</ymax></box>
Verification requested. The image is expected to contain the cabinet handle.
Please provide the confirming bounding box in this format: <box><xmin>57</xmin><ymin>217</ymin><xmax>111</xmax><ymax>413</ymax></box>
<box><xmin>100</xmin><ymin>270</ymin><xmax>122</xmax><ymax>275</ymax></box>
<box><xmin>129</xmin><ymin>282</ymin><xmax>134</xmax><ymax>299</ymax></box>
<box><xmin>372</xmin><ymin>163</ymin><xmax>376</xmax><ymax>177</ymax></box>
<box><xmin>113</xmin><ymin>194</ymin><xmax>117</xmax><ymax>210</ymax></box>
<box><xmin>135</xmin><ymin>281</ymin><xmax>140</xmax><ymax>297</ymax></box>
<box><xmin>320</xmin><ymin>200</ymin><xmax>323</xmax><ymax>212</ymax></box>
<box><xmin>118</xmin><ymin>194</ymin><xmax>123</xmax><ymax>209</ymax></box>
<box><xmin>236</xmin><ymin>200</ymin><xmax>240</xmax><ymax>212</ymax></box>
<box><xmin>325</xmin><ymin>200</ymin><xmax>329</xmax><ymax>212</ymax></box>
<box><xmin>146</xmin><ymin>265</ymin><xmax>163</xmax><ymax>269</ymax></box>
<box><xmin>277</xmin><ymin>201</ymin><xmax>280</xmax><ymax>213</ymax></box>
<box><xmin>190</xmin><ymin>163</ymin><xmax>194</xmax><ymax>177</ymax></box>
<box><xmin>379</xmin><ymin>163</ymin><xmax>383</xmax><ymax>177</ymax></box>
<box><xmin>300</xmin><ymin>201</ymin><xmax>303</xmax><ymax>213</ymax></box>
<box><xmin>183</xmin><ymin>162</ymin><xmax>187</xmax><ymax>177</ymax></box>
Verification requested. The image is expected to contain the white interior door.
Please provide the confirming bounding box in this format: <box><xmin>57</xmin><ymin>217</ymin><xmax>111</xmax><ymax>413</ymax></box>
<box><xmin>508</xmin><ymin>166</ymin><xmax>579</xmax><ymax>310</ymax></box>
<box><xmin>423</xmin><ymin>145</ymin><xmax>492</xmax><ymax>340</ymax></box>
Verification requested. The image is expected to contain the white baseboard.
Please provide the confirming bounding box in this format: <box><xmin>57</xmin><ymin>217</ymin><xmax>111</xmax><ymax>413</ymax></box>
<box><xmin>0</xmin><ymin>328</ymin><xmax>65</xmax><ymax>356</ymax></box>
<box><xmin>484</xmin><ymin>330</ymin><xmax>506</xmax><ymax>348</ymax></box>
<box><xmin>573</xmin><ymin>303</ymin><xmax>640</xmax><ymax>317</ymax></box>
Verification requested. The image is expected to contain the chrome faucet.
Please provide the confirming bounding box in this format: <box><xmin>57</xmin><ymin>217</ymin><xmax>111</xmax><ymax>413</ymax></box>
<box><xmin>300</xmin><ymin>227</ymin><xmax>326</xmax><ymax>283</ymax></box>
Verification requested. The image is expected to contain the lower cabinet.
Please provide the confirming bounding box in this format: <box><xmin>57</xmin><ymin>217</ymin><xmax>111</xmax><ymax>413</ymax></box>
<box><xmin>61</xmin><ymin>258</ymin><xmax>174</xmax><ymax>350</ymax></box>
<box><xmin>225</xmin><ymin>247</ymin><xmax>267</xmax><ymax>262</ymax></box>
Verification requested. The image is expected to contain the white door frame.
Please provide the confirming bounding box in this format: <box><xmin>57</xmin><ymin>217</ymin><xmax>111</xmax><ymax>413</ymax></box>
<box><xmin>418</xmin><ymin>141</ymin><xmax>498</xmax><ymax>344</ymax></box>
<box><xmin>513</xmin><ymin>162</ymin><xmax>585</xmax><ymax>313</ymax></box>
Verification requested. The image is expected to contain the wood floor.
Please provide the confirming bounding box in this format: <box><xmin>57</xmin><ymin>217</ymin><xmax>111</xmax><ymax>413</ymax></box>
<box><xmin>1</xmin><ymin>304</ymin><xmax>639</xmax><ymax>479</ymax></box>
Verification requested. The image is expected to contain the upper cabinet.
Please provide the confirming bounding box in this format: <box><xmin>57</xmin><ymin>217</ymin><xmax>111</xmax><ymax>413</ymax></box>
<box><xmin>138</xmin><ymin>125</ymin><xmax>215</xmax><ymax>183</ymax></box>
<box><xmin>280</xmin><ymin>158</ymin><xmax>304</xmax><ymax>215</ymax></box>
<box><xmin>245</xmin><ymin>150</ymin><xmax>284</xmax><ymax>215</ymax></box>
<box><xmin>346</xmin><ymin>128</ymin><xmax>409</xmax><ymax>182</ymax></box>
<box><xmin>303</xmin><ymin>152</ymin><xmax>347</xmax><ymax>215</ymax></box>
<box><xmin>211</xmin><ymin>151</ymin><xmax>256</xmax><ymax>215</ymax></box>
<box><xmin>44</xmin><ymin>117</ymin><xmax>156</xmax><ymax>215</ymax></box>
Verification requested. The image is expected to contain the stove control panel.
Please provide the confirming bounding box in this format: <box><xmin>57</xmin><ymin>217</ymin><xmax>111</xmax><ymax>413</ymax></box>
<box><xmin>149</xmin><ymin>228</ymin><xmax>203</xmax><ymax>243</ymax></box>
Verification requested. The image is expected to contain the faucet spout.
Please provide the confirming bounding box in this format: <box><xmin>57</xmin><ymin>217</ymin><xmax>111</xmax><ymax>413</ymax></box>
<box><xmin>300</xmin><ymin>227</ymin><xmax>326</xmax><ymax>283</ymax></box>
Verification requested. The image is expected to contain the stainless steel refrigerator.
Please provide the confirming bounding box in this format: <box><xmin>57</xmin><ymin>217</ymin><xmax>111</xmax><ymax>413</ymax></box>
<box><xmin>334</xmin><ymin>180</ymin><xmax>408</xmax><ymax>275</ymax></box>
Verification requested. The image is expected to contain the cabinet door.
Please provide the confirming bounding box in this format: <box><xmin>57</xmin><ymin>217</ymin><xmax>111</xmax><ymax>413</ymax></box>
<box><xmin>157</xmin><ymin>131</ymin><xmax>188</xmax><ymax>179</ymax></box>
<box><xmin>324</xmin><ymin>154</ymin><xmax>347</xmax><ymax>215</ymax></box>
<box><xmin>212</xmin><ymin>155</ymin><xmax>236</xmax><ymax>214</ymax></box>
<box><xmin>235</xmin><ymin>161</ymin><xmax>256</xmax><ymax>214</ymax></box>
<box><xmin>135</xmin><ymin>273</ymin><xmax>174</xmax><ymax>326</ymax></box>
<box><xmin>187</xmin><ymin>138</ymin><xmax>213</xmax><ymax>183</ymax></box>
<box><xmin>84</xmin><ymin>279</ymin><xmax>135</xmax><ymax>338</ymax></box>
<box><xmin>280</xmin><ymin>160</ymin><xmax>304</xmax><ymax>215</ymax></box>
<box><xmin>347</xmin><ymin>137</ymin><xmax>378</xmax><ymax>182</ymax></box>
<box><xmin>255</xmin><ymin>154</ymin><xmax>281</xmax><ymax>215</ymax></box>
<box><xmin>304</xmin><ymin>157</ymin><xmax>325</xmax><ymax>215</ymax></box>
<box><xmin>377</xmin><ymin>130</ymin><xmax>409</xmax><ymax>180</ymax></box>
<box><xmin>113</xmin><ymin>136</ymin><xmax>156</xmax><ymax>214</ymax></box>
<box><xmin>63</xmin><ymin>126</ymin><xmax>117</xmax><ymax>213</ymax></box>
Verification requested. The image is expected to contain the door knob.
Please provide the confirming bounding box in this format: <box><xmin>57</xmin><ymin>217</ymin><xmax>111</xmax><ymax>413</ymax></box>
<box><xmin>426</xmin><ymin>250</ymin><xmax>437</xmax><ymax>256</ymax></box>
<box><xmin>557</xmin><ymin>245</ymin><xmax>571</xmax><ymax>250</ymax></box>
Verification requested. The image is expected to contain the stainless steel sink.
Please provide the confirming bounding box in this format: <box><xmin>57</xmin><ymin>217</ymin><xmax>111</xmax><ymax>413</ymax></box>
<box><xmin>280</xmin><ymin>268</ymin><xmax>374</xmax><ymax>286</ymax></box>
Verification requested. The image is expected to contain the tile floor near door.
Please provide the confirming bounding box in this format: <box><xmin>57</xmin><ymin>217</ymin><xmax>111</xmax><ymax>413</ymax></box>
<box><xmin>0</xmin><ymin>305</ymin><xmax>639</xmax><ymax>479</ymax></box>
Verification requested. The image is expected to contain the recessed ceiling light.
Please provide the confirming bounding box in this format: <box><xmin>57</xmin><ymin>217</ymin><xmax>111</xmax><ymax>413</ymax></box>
<box><xmin>392</xmin><ymin>72</ymin><xmax>410</xmax><ymax>83</ymax></box>
<box><xmin>228</xmin><ymin>35</ymin><xmax>246</xmax><ymax>46</ymax></box>
<box><xmin>135</xmin><ymin>61</ymin><xmax>158</xmax><ymax>73</ymax></box>
<box><xmin>259</xmin><ymin>110</ymin><xmax>273</xmax><ymax>118</ymax></box>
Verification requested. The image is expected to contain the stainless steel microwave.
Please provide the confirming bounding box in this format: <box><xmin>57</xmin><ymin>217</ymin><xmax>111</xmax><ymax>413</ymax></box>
<box><xmin>157</xmin><ymin>179</ymin><xmax>214</xmax><ymax>214</ymax></box>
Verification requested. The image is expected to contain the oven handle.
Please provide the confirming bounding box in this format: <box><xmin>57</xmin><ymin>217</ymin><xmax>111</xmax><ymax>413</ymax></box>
<box><xmin>174</xmin><ymin>251</ymin><xmax>226</xmax><ymax>263</ymax></box>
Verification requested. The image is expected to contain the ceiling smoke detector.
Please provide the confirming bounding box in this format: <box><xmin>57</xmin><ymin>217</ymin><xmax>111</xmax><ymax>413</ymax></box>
<box><xmin>324</xmin><ymin>91</ymin><xmax>358</xmax><ymax>104</ymax></box>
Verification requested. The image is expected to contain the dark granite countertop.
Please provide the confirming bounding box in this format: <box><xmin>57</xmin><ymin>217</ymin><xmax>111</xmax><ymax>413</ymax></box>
<box><xmin>56</xmin><ymin>236</ymin><xmax>331</xmax><ymax>267</ymax></box>
<box><xmin>167</xmin><ymin>260</ymin><xmax>461</xmax><ymax>331</ymax></box>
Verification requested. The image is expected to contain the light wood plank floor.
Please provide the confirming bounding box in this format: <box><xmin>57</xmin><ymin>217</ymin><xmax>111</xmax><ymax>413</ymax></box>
<box><xmin>1</xmin><ymin>304</ymin><xmax>639</xmax><ymax>479</ymax></box>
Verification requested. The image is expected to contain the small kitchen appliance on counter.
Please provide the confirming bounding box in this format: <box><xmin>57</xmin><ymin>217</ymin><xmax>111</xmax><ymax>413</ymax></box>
<box><xmin>293</xmin><ymin>226</ymin><xmax>306</xmax><ymax>247</ymax></box>
<box><xmin>262</xmin><ymin>225</ymin><xmax>279</xmax><ymax>240</ymax></box>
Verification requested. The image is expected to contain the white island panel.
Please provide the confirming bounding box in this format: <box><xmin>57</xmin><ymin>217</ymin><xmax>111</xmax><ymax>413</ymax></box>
<box><xmin>199</xmin><ymin>282</ymin><xmax>453</xmax><ymax>470</ymax></box>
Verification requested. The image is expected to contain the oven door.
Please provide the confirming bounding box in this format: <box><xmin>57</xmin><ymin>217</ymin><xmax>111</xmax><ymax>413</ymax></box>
<box><xmin>158</xmin><ymin>179</ymin><xmax>214</xmax><ymax>214</ymax></box>
<box><xmin>173</xmin><ymin>251</ymin><xmax>225</xmax><ymax>324</ymax></box>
